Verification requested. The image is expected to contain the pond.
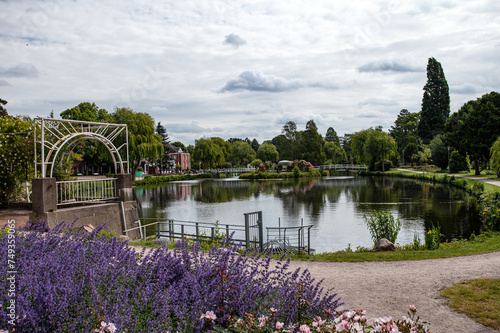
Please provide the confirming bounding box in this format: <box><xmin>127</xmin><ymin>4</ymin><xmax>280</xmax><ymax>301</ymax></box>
<box><xmin>135</xmin><ymin>176</ymin><xmax>482</xmax><ymax>253</ymax></box>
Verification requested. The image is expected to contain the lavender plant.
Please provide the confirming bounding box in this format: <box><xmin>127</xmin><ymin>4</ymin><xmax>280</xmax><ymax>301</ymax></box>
<box><xmin>0</xmin><ymin>221</ymin><xmax>342</xmax><ymax>332</ymax></box>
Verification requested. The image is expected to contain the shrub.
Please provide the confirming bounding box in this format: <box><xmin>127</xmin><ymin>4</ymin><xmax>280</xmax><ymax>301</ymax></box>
<box><xmin>363</xmin><ymin>210</ymin><xmax>401</xmax><ymax>245</ymax></box>
<box><xmin>0</xmin><ymin>222</ymin><xmax>341</xmax><ymax>332</ymax></box>
<box><xmin>449</xmin><ymin>151</ymin><xmax>470</xmax><ymax>173</ymax></box>
<box><xmin>481</xmin><ymin>193</ymin><xmax>500</xmax><ymax>230</ymax></box>
<box><xmin>293</xmin><ymin>165</ymin><xmax>301</xmax><ymax>178</ymax></box>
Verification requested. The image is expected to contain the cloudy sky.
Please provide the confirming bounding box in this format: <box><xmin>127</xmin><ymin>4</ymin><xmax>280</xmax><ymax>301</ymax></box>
<box><xmin>1</xmin><ymin>0</ymin><xmax>499</xmax><ymax>145</ymax></box>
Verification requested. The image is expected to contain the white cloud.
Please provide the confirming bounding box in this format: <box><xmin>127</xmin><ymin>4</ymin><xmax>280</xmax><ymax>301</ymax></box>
<box><xmin>0</xmin><ymin>63</ymin><xmax>39</xmax><ymax>78</ymax></box>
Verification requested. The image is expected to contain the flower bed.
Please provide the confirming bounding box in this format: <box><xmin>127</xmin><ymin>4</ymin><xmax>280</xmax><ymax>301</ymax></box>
<box><xmin>0</xmin><ymin>222</ymin><xmax>341</xmax><ymax>332</ymax></box>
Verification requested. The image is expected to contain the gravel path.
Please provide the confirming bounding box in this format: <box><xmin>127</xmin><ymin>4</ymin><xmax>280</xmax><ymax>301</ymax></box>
<box><xmin>286</xmin><ymin>252</ymin><xmax>500</xmax><ymax>333</ymax></box>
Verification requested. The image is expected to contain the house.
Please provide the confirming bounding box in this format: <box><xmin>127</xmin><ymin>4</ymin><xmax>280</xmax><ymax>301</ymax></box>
<box><xmin>165</xmin><ymin>144</ymin><xmax>191</xmax><ymax>171</ymax></box>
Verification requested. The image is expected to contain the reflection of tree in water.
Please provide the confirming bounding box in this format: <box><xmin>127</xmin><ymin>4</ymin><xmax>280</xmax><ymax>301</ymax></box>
<box><xmin>195</xmin><ymin>180</ymin><xmax>260</xmax><ymax>203</ymax></box>
<box><xmin>351</xmin><ymin>177</ymin><xmax>481</xmax><ymax>240</ymax></box>
<box><xmin>276</xmin><ymin>178</ymin><xmax>360</xmax><ymax>218</ymax></box>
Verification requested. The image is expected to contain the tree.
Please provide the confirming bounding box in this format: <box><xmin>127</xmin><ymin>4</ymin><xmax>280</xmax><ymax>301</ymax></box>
<box><xmin>155</xmin><ymin>122</ymin><xmax>170</xmax><ymax>173</ymax></box>
<box><xmin>298</xmin><ymin>120</ymin><xmax>326</xmax><ymax>165</ymax></box>
<box><xmin>192</xmin><ymin>137</ymin><xmax>225</xmax><ymax>169</ymax></box>
<box><xmin>112</xmin><ymin>107</ymin><xmax>163</xmax><ymax>174</ymax></box>
<box><xmin>418</xmin><ymin>57</ymin><xmax>450</xmax><ymax>143</ymax></box>
<box><xmin>429</xmin><ymin>135</ymin><xmax>449</xmax><ymax>170</ymax></box>
<box><xmin>325</xmin><ymin>127</ymin><xmax>340</xmax><ymax>146</ymax></box>
<box><xmin>445</xmin><ymin>92</ymin><xmax>500</xmax><ymax>175</ymax></box>
<box><xmin>171</xmin><ymin>141</ymin><xmax>187</xmax><ymax>152</ymax></box>
<box><xmin>251</xmin><ymin>138</ymin><xmax>260</xmax><ymax>152</ymax></box>
<box><xmin>61</xmin><ymin>102</ymin><xmax>111</xmax><ymax>123</ymax></box>
<box><xmin>449</xmin><ymin>151</ymin><xmax>470</xmax><ymax>173</ymax></box>
<box><xmin>281</xmin><ymin>121</ymin><xmax>298</xmax><ymax>160</ymax></box>
<box><xmin>365</xmin><ymin>130</ymin><xmax>398</xmax><ymax>171</ymax></box>
<box><xmin>490</xmin><ymin>137</ymin><xmax>500</xmax><ymax>177</ymax></box>
<box><xmin>389</xmin><ymin>109</ymin><xmax>421</xmax><ymax>163</ymax></box>
<box><xmin>155</xmin><ymin>122</ymin><xmax>169</xmax><ymax>145</ymax></box>
<box><xmin>0</xmin><ymin>98</ymin><xmax>8</xmax><ymax>117</ymax></box>
<box><xmin>351</xmin><ymin>129</ymin><xmax>397</xmax><ymax>171</ymax></box>
<box><xmin>211</xmin><ymin>137</ymin><xmax>232</xmax><ymax>163</ymax></box>
<box><xmin>230</xmin><ymin>141</ymin><xmax>255</xmax><ymax>167</ymax></box>
<box><xmin>324</xmin><ymin>141</ymin><xmax>347</xmax><ymax>164</ymax></box>
<box><xmin>256</xmin><ymin>143</ymin><xmax>279</xmax><ymax>163</ymax></box>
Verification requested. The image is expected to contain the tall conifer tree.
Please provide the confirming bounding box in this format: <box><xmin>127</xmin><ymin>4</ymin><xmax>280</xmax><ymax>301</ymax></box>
<box><xmin>418</xmin><ymin>57</ymin><xmax>450</xmax><ymax>143</ymax></box>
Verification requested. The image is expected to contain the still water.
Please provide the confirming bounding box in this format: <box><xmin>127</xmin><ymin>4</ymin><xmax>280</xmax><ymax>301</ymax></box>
<box><xmin>135</xmin><ymin>176</ymin><xmax>481</xmax><ymax>253</ymax></box>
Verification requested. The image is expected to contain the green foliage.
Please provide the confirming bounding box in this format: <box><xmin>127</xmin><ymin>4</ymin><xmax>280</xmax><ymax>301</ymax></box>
<box><xmin>192</xmin><ymin>137</ymin><xmax>225</xmax><ymax>169</ymax></box>
<box><xmin>0</xmin><ymin>115</ymin><xmax>35</xmax><ymax>205</ymax></box>
<box><xmin>429</xmin><ymin>134</ymin><xmax>449</xmax><ymax>170</ymax></box>
<box><xmin>281</xmin><ymin>121</ymin><xmax>298</xmax><ymax>160</ymax></box>
<box><xmin>299</xmin><ymin>120</ymin><xmax>326</xmax><ymax>165</ymax></box>
<box><xmin>256</xmin><ymin>143</ymin><xmax>279</xmax><ymax>163</ymax></box>
<box><xmin>133</xmin><ymin>173</ymin><xmax>212</xmax><ymax>185</ymax></box>
<box><xmin>325</xmin><ymin>127</ymin><xmax>340</xmax><ymax>146</ymax></box>
<box><xmin>490</xmin><ymin>136</ymin><xmax>500</xmax><ymax>177</ymax></box>
<box><xmin>481</xmin><ymin>193</ymin><xmax>500</xmax><ymax>231</ymax></box>
<box><xmin>293</xmin><ymin>165</ymin><xmax>301</xmax><ymax>178</ymax></box>
<box><xmin>230</xmin><ymin>141</ymin><xmax>255</xmax><ymax>167</ymax></box>
<box><xmin>425</xmin><ymin>223</ymin><xmax>441</xmax><ymax>250</ymax></box>
<box><xmin>418</xmin><ymin>57</ymin><xmax>450</xmax><ymax>143</ymax></box>
<box><xmin>374</xmin><ymin>159</ymin><xmax>393</xmax><ymax>172</ymax></box>
<box><xmin>445</xmin><ymin>92</ymin><xmax>500</xmax><ymax>175</ymax></box>
<box><xmin>250</xmin><ymin>159</ymin><xmax>263</xmax><ymax>167</ymax></box>
<box><xmin>449</xmin><ymin>151</ymin><xmax>470</xmax><ymax>173</ymax></box>
<box><xmin>0</xmin><ymin>98</ymin><xmax>8</xmax><ymax>116</ymax></box>
<box><xmin>352</xmin><ymin>129</ymin><xmax>397</xmax><ymax>171</ymax></box>
<box><xmin>363</xmin><ymin>210</ymin><xmax>402</xmax><ymax>245</ymax></box>
<box><xmin>390</xmin><ymin>109</ymin><xmax>421</xmax><ymax>160</ymax></box>
<box><xmin>112</xmin><ymin>107</ymin><xmax>164</xmax><ymax>173</ymax></box>
<box><xmin>324</xmin><ymin>142</ymin><xmax>347</xmax><ymax>164</ymax></box>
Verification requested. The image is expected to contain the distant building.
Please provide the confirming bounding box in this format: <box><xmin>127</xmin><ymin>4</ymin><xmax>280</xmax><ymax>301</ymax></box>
<box><xmin>165</xmin><ymin>144</ymin><xmax>191</xmax><ymax>171</ymax></box>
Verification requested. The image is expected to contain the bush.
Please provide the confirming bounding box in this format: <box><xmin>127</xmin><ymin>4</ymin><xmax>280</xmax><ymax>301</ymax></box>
<box><xmin>0</xmin><ymin>223</ymin><xmax>341</xmax><ymax>332</ymax></box>
<box><xmin>449</xmin><ymin>151</ymin><xmax>470</xmax><ymax>173</ymax></box>
<box><xmin>293</xmin><ymin>165</ymin><xmax>301</xmax><ymax>178</ymax></box>
<box><xmin>363</xmin><ymin>210</ymin><xmax>401</xmax><ymax>245</ymax></box>
<box><xmin>481</xmin><ymin>193</ymin><xmax>500</xmax><ymax>230</ymax></box>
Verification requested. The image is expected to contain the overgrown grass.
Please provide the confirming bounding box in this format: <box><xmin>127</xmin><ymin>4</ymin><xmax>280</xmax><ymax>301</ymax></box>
<box><xmin>283</xmin><ymin>231</ymin><xmax>500</xmax><ymax>262</ymax></box>
<box><xmin>441</xmin><ymin>279</ymin><xmax>500</xmax><ymax>330</ymax></box>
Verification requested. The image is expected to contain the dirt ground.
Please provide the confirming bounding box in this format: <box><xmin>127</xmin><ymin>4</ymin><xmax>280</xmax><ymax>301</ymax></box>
<box><xmin>285</xmin><ymin>252</ymin><xmax>500</xmax><ymax>333</ymax></box>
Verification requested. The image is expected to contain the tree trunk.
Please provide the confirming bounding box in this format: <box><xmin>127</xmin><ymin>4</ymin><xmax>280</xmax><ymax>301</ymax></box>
<box><xmin>475</xmin><ymin>162</ymin><xmax>480</xmax><ymax>176</ymax></box>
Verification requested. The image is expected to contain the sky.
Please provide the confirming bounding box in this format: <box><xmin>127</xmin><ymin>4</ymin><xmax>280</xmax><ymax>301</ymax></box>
<box><xmin>1</xmin><ymin>0</ymin><xmax>499</xmax><ymax>146</ymax></box>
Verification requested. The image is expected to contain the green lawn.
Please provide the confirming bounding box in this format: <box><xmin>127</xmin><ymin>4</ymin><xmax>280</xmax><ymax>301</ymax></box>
<box><xmin>441</xmin><ymin>279</ymin><xmax>500</xmax><ymax>330</ymax></box>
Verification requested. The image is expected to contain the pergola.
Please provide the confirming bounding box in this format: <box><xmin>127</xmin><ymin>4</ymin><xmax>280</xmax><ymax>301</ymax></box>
<box><xmin>34</xmin><ymin>117</ymin><xmax>129</xmax><ymax>178</ymax></box>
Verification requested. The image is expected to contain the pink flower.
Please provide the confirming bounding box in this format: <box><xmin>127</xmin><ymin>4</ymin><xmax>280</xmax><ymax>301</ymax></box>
<box><xmin>276</xmin><ymin>322</ymin><xmax>284</xmax><ymax>330</ymax></box>
<box><xmin>200</xmin><ymin>310</ymin><xmax>217</xmax><ymax>322</ymax></box>
<box><xmin>299</xmin><ymin>324</ymin><xmax>311</xmax><ymax>333</ymax></box>
<box><xmin>409</xmin><ymin>304</ymin><xmax>417</xmax><ymax>312</ymax></box>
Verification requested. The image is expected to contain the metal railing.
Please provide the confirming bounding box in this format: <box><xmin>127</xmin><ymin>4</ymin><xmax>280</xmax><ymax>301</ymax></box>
<box><xmin>314</xmin><ymin>164</ymin><xmax>367</xmax><ymax>171</ymax></box>
<box><xmin>56</xmin><ymin>178</ymin><xmax>118</xmax><ymax>205</ymax></box>
<box><xmin>126</xmin><ymin>216</ymin><xmax>263</xmax><ymax>250</ymax></box>
<box><xmin>264</xmin><ymin>225</ymin><xmax>314</xmax><ymax>255</ymax></box>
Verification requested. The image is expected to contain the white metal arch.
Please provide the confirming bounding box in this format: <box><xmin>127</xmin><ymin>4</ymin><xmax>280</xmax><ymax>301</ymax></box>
<box><xmin>34</xmin><ymin>118</ymin><xmax>129</xmax><ymax>178</ymax></box>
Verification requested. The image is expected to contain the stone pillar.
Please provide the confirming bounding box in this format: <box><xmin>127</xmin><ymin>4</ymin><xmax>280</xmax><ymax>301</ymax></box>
<box><xmin>115</xmin><ymin>174</ymin><xmax>134</xmax><ymax>202</ymax></box>
<box><xmin>32</xmin><ymin>178</ymin><xmax>57</xmax><ymax>215</ymax></box>
<box><xmin>115</xmin><ymin>174</ymin><xmax>140</xmax><ymax>238</ymax></box>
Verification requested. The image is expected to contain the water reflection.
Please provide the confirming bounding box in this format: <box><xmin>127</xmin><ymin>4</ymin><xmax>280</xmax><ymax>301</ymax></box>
<box><xmin>135</xmin><ymin>176</ymin><xmax>481</xmax><ymax>253</ymax></box>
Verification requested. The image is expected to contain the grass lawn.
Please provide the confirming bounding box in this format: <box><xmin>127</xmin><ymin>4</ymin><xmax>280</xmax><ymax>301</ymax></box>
<box><xmin>441</xmin><ymin>279</ymin><xmax>500</xmax><ymax>330</ymax></box>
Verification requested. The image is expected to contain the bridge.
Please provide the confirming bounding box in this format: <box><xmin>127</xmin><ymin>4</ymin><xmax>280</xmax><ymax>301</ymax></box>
<box><xmin>314</xmin><ymin>164</ymin><xmax>367</xmax><ymax>171</ymax></box>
